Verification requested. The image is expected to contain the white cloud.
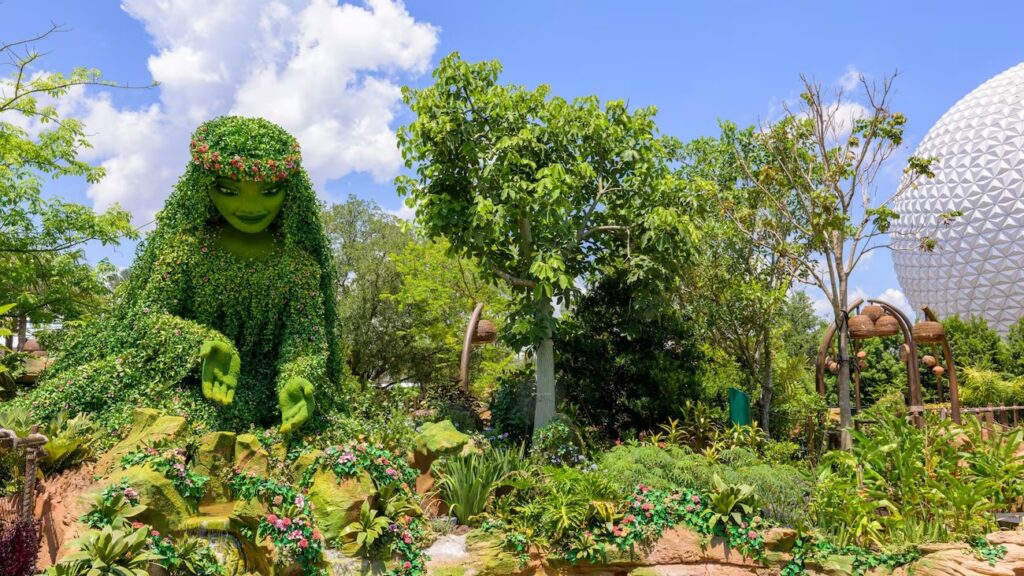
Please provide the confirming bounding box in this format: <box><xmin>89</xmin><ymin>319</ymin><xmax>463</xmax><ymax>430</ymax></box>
<box><xmin>64</xmin><ymin>0</ymin><xmax>439</xmax><ymax>221</ymax></box>
<box><xmin>838</xmin><ymin>65</ymin><xmax>864</xmax><ymax>92</ymax></box>
<box><xmin>388</xmin><ymin>202</ymin><xmax>416</xmax><ymax>221</ymax></box>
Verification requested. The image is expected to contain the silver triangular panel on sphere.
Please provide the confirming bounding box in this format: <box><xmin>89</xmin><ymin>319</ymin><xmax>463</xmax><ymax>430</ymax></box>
<box><xmin>892</xmin><ymin>62</ymin><xmax>1024</xmax><ymax>335</ymax></box>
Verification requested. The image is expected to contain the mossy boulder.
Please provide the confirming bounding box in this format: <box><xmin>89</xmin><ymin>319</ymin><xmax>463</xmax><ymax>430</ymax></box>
<box><xmin>411</xmin><ymin>420</ymin><xmax>470</xmax><ymax>473</ymax></box>
<box><xmin>307</xmin><ymin>468</ymin><xmax>376</xmax><ymax>543</ymax></box>
<box><xmin>233</xmin><ymin>433</ymin><xmax>269</xmax><ymax>477</ymax></box>
<box><xmin>102</xmin><ymin>465</ymin><xmax>196</xmax><ymax>534</ymax></box>
<box><xmin>95</xmin><ymin>408</ymin><xmax>187</xmax><ymax>475</ymax></box>
<box><xmin>196</xmin><ymin>431</ymin><xmax>236</xmax><ymax>504</ymax></box>
<box><xmin>290</xmin><ymin>449</ymin><xmax>323</xmax><ymax>483</ymax></box>
<box><xmin>465</xmin><ymin>529</ymin><xmax>529</xmax><ymax>576</ymax></box>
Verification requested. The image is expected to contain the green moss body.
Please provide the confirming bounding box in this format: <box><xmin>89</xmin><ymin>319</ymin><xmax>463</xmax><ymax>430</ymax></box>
<box><xmin>17</xmin><ymin>117</ymin><xmax>343</xmax><ymax>433</ymax></box>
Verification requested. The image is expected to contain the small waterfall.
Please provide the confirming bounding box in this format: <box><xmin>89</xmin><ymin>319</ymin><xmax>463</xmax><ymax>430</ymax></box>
<box><xmin>192</xmin><ymin>520</ymin><xmax>247</xmax><ymax>576</ymax></box>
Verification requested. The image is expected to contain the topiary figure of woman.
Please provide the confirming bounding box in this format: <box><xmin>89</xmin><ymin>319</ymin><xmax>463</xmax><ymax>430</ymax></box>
<box><xmin>17</xmin><ymin>116</ymin><xmax>344</xmax><ymax>434</ymax></box>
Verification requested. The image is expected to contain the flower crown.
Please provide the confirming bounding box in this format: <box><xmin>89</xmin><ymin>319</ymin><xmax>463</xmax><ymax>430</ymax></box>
<box><xmin>189</xmin><ymin>116</ymin><xmax>302</xmax><ymax>182</ymax></box>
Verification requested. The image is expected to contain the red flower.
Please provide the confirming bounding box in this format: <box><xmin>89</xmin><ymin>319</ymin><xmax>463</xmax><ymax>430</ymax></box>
<box><xmin>298</xmin><ymin>538</ymin><xmax>309</xmax><ymax>549</ymax></box>
<box><xmin>266</xmin><ymin>514</ymin><xmax>279</xmax><ymax>524</ymax></box>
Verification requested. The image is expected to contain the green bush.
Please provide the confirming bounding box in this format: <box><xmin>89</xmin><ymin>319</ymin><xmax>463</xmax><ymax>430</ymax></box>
<box><xmin>596</xmin><ymin>444</ymin><xmax>810</xmax><ymax>526</ymax></box>
<box><xmin>435</xmin><ymin>444</ymin><xmax>529</xmax><ymax>525</ymax></box>
<box><xmin>487</xmin><ymin>365</ymin><xmax>535</xmax><ymax>443</ymax></box>
<box><xmin>530</xmin><ymin>419</ymin><xmax>585</xmax><ymax>466</ymax></box>
<box><xmin>810</xmin><ymin>412</ymin><xmax>1024</xmax><ymax>548</ymax></box>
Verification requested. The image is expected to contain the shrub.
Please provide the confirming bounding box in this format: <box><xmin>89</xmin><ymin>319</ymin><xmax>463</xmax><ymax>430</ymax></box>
<box><xmin>46</xmin><ymin>526</ymin><xmax>160</xmax><ymax>576</ymax></box>
<box><xmin>40</xmin><ymin>412</ymin><xmax>98</xmax><ymax>474</ymax></box>
<box><xmin>596</xmin><ymin>444</ymin><xmax>810</xmax><ymax>526</ymax></box>
<box><xmin>0</xmin><ymin>519</ymin><xmax>40</xmax><ymax>576</ymax></box>
<box><xmin>488</xmin><ymin>365</ymin><xmax>535</xmax><ymax>443</ymax></box>
<box><xmin>435</xmin><ymin>444</ymin><xmax>530</xmax><ymax>525</ymax></box>
<box><xmin>531</xmin><ymin>418</ymin><xmax>585</xmax><ymax>467</ymax></box>
<box><xmin>810</xmin><ymin>412</ymin><xmax>1023</xmax><ymax>548</ymax></box>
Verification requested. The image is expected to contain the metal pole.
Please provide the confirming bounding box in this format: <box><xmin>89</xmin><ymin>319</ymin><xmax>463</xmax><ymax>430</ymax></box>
<box><xmin>459</xmin><ymin>303</ymin><xmax>485</xmax><ymax>393</ymax></box>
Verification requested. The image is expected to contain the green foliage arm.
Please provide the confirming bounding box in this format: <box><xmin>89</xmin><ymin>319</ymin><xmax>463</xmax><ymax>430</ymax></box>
<box><xmin>275</xmin><ymin>262</ymin><xmax>329</xmax><ymax>433</ymax></box>
<box><xmin>134</xmin><ymin>244</ymin><xmax>239</xmax><ymax>402</ymax></box>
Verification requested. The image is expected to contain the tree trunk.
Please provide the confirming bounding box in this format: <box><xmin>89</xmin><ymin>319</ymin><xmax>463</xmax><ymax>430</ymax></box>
<box><xmin>759</xmin><ymin>324</ymin><xmax>773</xmax><ymax>438</ymax></box>
<box><xmin>16</xmin><ymin>315</ymin><xmax>27</xmax><ymax>351</ymax></box>
<box><xmin>533</xmin><ymin>298</ymin><xmax>557</xmax><ymax>431</ymax></box>
<box><xmin>836</xmin><ymin>310</ymin><xmax>853</xmax><ymax>450</ymax></box>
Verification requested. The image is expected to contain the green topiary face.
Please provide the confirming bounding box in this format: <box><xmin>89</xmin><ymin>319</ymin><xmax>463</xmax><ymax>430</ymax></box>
<box><xmin>209</xmin><ymin>177</ymin><xmax>285</xmax><ymax>234</ymax></box>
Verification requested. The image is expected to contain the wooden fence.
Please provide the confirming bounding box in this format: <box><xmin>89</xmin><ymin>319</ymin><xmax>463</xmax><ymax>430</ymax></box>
<box><xmin>0</xmin><ymin>426</ymin><xmax>48</xmax><ymax>523</ymax></box>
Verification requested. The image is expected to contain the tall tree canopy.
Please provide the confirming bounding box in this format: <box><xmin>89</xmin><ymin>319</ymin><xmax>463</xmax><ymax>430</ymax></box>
<box><xmin>397</xmin><ymin>53</ymin><xmax>695</xmax><ymax>429</ymax></box>
<box><xmin>1</xmin><ymin>25</ymin><xmax>141</xmax><ymax>346</ymax></box>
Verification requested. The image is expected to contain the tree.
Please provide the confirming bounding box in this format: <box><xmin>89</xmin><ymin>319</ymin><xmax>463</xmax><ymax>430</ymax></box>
<box><xmin>323</xmin><ymin>196</ymin><xmax>509</xmax><ymax>393</ymax></box>
<box><xmin>556</xmin><ymin>269</ymin><xmax>703</xmax><ymax>437</ymax></box>
<box><xmin>942</xmin><ymin>315</ymin><xmax>1007</xmax><ymax>372</ymax></box>
<box><xmin>725</xmin><ymin>73</ymin><xmax>935</xmax><ymax>448</ymax></box>
<box><xmin>1</xmin><ymin>25</ymin><xmax>142</xmax><ymax>347</ymax></box>
<box><xmin>679</xmin><ymin>127</ymin><xmax>797</xmax><ymax>435</ymax></box>
<box><xmin>397</xmin><ymin>53</ymin><xmax>694</xmax><ymax>429</ymax></box>
<box><xmin>323</xmin><ymin>197</ymin><xmax>416</xmax><ymax>385</ymax></box>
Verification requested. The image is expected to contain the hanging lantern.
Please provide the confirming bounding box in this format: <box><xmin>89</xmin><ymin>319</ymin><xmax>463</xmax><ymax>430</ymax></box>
<box><xmin>828</xmin><ymin>361</ymin><xmax>839</xmax><ymax>374</ymax></box>
<box><xmin>913</xmin><ymin>320</ymin><xmax>945</xmax><ymax>344</ymax></box>
<box><xmin>856</xmin><ymin>350</ymin><xmax>868</xmax><ymax>359</ymax></box>
<box><xmin>899</xmin><ymin>343</ymin><xmax>910</xmax><ymax>362</ymax></box>
<box><xmin>933</xmin><ymin>365</ymin><xmax>945</xmax><ymax>376</ymax></box>
<box><xmin>472</xmin><ymin>319</ymin><xmax>498</xmax><ymax>344</ymax></box>
<box><xmin>863</xmin><ymin>304</ymin><xmax>884</xmax><ymax>322</ymax></box>
<box><xmin>875</xmin><ymin>315</ymin><xmax>900</xmax><ymax>337</ymax></box>
<box><xmin>849</xmin><ymin>314</ymin><xmax>876</xmax><ymax>339</ymax></box>
<box><xmin>922</xmin><ymin>355</ymin><xmax>937</xmax><ymax>367</ymax></box>
<box><xmin>858</xmin><ymin>360</ymin><xmax>868</xmax><ymax>371</ymax></box>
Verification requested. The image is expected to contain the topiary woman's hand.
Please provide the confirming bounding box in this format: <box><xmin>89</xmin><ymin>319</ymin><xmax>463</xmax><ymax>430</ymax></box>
<box><xmin>200</xmin><ymin>340</ymin><xmax>240</xmax><ymax>406</ymax></box>
<box><xmin>279</xmin><ymin>377</ymin><xmax>314</xmax><ymax>434</ymax></box>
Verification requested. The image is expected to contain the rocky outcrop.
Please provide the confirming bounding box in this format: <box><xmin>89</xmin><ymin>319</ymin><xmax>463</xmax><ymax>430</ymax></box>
<box><xmin>307</xmin><ymin>468</ymin><xmax>376</xmax><ymax>543</ymax></box>
<box><xmin>94</xmin><ymin>408</ymin><xmax>187</xmax><ymax>476</ymax></box>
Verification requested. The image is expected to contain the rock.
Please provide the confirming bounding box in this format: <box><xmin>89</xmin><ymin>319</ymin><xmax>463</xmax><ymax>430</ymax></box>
<box><xmin>95</xmin><ymin>409</ymin><xmax>187</xmax><ymax>476</ymax></box>
<box><xmin>195</xmin><ymin>431</ymin><xmax>236</xmax><ymax>505</ymax></box>
<box><xmin>639</xmin><ymin>527</ymin><xmax>760</xmax><ymax>567</ymax></box>
<box><xmin>233</xmin><ymin>434</ymin><xmax>269</xmax><ymax>477</ymax></box>
<box><xmin>307</xmin><ymin>468</ymin><xmax>376</xmax><ymax>543</ymax></box>
<box><xmin>764</xmin><ymin>528</ymin><xmax>797</xmax><ymax>552</ymax></box>
<box><xmin>102</xmin><ymin>464</ymin><xmax>197</xmax><ymax>534</ymax></box>
<box><xmin>290</xmin><ymin>449</ymin><xmax>322</xmax><ymax>483</ymax></box>
<box><xmin>465</xmin><ymin>529</ymin><xmax>537</xmax><ymax>576</ymax></box>
<box><xmin>411</xmin><ymin>420</ymin><xmax>470</xmax><ymax>474</ymax></box>
<box><xmin>805</xmin><ymin>554</ymin><xmax>856</xmax><ymax>576</ymax></box>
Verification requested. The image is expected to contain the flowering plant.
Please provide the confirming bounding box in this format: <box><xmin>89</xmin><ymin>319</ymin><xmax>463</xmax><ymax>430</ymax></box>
<box><xmin>230</xmin><ymin>472</ymin><xmax>325</xmax><ymax>576</ymax></box>
<box><xmin>122</xmin><ymin>445</ymin><xmax>209</xmax><ymax>501</ymax></box>
<box><xmin>189</xmin><ymin>116</ymin><xmax>302</xmax><ymax>182</ymax></box>
<box><xmin>79</xmin><ymin>481</ymin><xmax>146</xmax><ymax>529</ymax></box>
<box><xmin>299</xmin><ymin>443</ymin><xmax>427</xmax><ymax>576</ymax></box>
<box><xmin>302</xmin><ymin>442</ymin><xmax>417</xmax><ymax>490</ymax></box>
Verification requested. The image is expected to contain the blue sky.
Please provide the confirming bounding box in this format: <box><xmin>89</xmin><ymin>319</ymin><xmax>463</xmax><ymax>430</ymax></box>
<box><xmin>4</xmin><ymin>0</ymin><xmax>1024</xmax><ymax>315</ymax></box>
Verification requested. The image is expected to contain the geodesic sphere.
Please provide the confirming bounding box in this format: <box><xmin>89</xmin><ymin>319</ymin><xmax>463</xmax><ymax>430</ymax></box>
<box><xmin>891</xmin><ymin>63</ymin><xmax>1024</xmax><ymax>334</ymax></box>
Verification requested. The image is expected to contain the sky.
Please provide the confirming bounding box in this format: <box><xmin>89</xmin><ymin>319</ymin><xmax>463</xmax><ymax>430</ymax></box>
<box><xmin>4</xmin><ymin>0</ymin><xmax>1024</xmax><ymax>317</ymax></box>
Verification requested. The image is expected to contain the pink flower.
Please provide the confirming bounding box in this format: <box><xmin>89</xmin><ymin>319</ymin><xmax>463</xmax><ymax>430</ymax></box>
<box><xmin>282</xmin><ymin>517</ymin><xmax>292</xmax><ymax>527</ymax></box>
<box><xmin>403</xmin><ymin>561</ymin><xmax>411</xmax><ymax>570</ymax></box>
<box><xmin>295</xmin><ymin>495</ymin><xmax>305</xmax><ymax>508</ymax></box>
<box><xmin>691</xmin><ymin>495</ymin><xmax>700</xmax><ymax>504</ymax></box>
<box><xmin>741</xmin><ymin>521</ymin><xmax>748</xmax><ymax>528</ymax></box>
<box><xmin>403</xmin><ymin>533</ymin><xmax>412</xmax><ymax>544</ymax></box>
<box><xmin>273</xmin><ymin>495</ymin><xmax>284</xmax><ymax>506</ymax></box>
<box><xmin>641</xmin><ymin>502</ymin><xmax>654</xmax><ymax>511</ymax></box>
<box><xmin>686</xmin><ymin>505</ymin><xmax>694</xmax><ymax>512</ymax></box>
<box><xmin>151</xmin><ymin>529</ymin><xmax>161</xmax><ymax>536</ymax></box>
<box><xmin>266</xmin><ymin>514</ymin><xmax>279</xmax><ymax>524</ymax></box>
<box><xmin>313</xmin><ymin>529</ymin><xmax>321</xmax><ymax>540</ymax></box>
<box><xmin>748</xmin><ymin>531</ymin><xmax>758</xmax><ymax>540</ymax></box>
<box><xmin>299</xmin><ymin>538</ymin><xmax>309</xmax><ymax>549</ymax></box>
<box><xmin>131</xmin><ymin>521</ymin><xmax>144</xmax><ymax>529</ymax></box>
